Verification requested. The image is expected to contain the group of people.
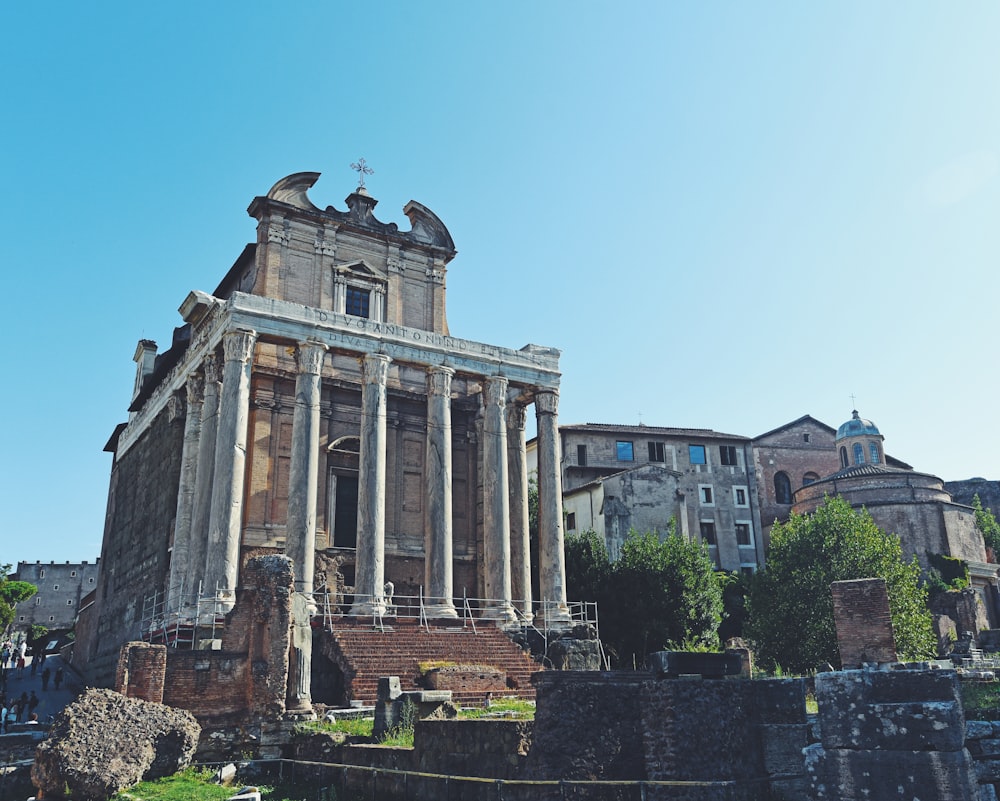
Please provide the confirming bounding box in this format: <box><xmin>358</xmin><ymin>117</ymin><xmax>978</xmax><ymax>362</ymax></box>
<box><xmin>0</xmin><ymin>690</ymin><xmax>41</xmax><ymax>731</ymax></box>
<box><xmin>0</xmin><ymin>637</ymin><xmax>65</xmax><ymax>732</ymax></box>
<box><xmin>0</xmin><ymin>638</ymin><xmax>28</xmax><ymax>681</ymax></box>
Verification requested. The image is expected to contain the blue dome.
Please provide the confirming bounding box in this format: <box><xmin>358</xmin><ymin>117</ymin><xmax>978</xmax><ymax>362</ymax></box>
<box><xmin>836</xmin><ymin>410</ymin><xmax>881</xmax><ymax>439</ymax></box>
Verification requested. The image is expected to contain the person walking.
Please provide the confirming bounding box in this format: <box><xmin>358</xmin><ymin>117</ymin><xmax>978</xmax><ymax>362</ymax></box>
<box><xmin>27</xmin><ymin>690</ymin><xmax>39</xmax><ymax>718</ymax></box>
<box><xmin>54</xmin><ymin>666</ymin><xmax>64</xmax><ymax>690</ymax></box>
<box><xmin>41</xmin><ymin>666</ymin><xmax>51</xmax><ymax>691</ymax></box>
<box><xmin>14</xmin><ymin>692</ymin><xmax>27</xmax><ymax>723</ymax></box>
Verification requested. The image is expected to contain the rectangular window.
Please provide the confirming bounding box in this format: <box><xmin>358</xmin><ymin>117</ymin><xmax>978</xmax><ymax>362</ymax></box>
<box><xmin>71</xmin><ymin>570</ymin><xmax>77</xmax><ymax>577</ymax></box>
<box><xmin>566</xmin><ymin>512</ymin><xmax>577</xmax><ymax>531</ymax></box>
<box><xmin>18</xmin><ymin>616</ymin><xmax>24</xmax><ymax>622</ymax></box>
<box><xmin>346</xmin><ymin>287</ymin><xmax>371</xmax><ymax>318</ymax></box>
<box><xmin>617</xmin><ymin>441</ymin><xmax>634</xmax><ymax>461</ymax></box>
<box><xmin>648</xmin><ymin>442</ymin><xmax>665</xmax><ymax>462</ymax></box>
<box><xmin>67</xmin><ymin>599</ymin><xmax>73</xmax><ymax>605</ymax></box>
<box><xmin>733</xmin><ymin>486</ymin><xmax>749</xmax><ymax>507</ymax></box>
<box><xmin>735</xmin><ymin>523</ymin><xmax>753</xmax><ymax>546</ymax></box>
<box><xmin>689</xmin><ymin>444</ymin><xmax>706</xmax><ymax>465</ymax></box>
<box><xmin>577</xmin><ymin>444</ymin><xmax>588</xmax><ymax>466</ymax></box>
<box><xmin>53</xmin><ymin>584</ymin><xmax>59</xmax><ymax>591</ymax></box>
<box><xmin>699</xmin><ymin>520</ymin><xmax>717</xmax><ymax>545</ymax></box>
<box><xmin>699</xmin><ymin>485</ymin><xmax>714</xmax><ymax>506</ymax></box>
<box><xmin>34</xmin><ymin>597</ymin><xmax>40</xmax><ymax>605</ymax></box>
<box><xmin>39</xmin><ymin>569</ymin><xmax>45</xmax><ymax>579</ymax></box>
<box><xmin>719</xmin><ymin>445</ymin><xmax>737</xmax><ymax>466</ymax></box>
<box><xmin>740</xmin><ymin>566</ymin><xmax>756</xmax><ymax>579</ymax></box>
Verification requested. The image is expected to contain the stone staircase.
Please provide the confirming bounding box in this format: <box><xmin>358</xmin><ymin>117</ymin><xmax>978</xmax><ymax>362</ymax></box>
<box><xmin>318</xmin><ymin>619</ymin><xmax>544</xmax><ymax>706</ymax></box>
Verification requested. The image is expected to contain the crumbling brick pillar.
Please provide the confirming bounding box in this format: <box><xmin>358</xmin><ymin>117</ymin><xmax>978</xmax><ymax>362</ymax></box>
<box><xmin>831</xmin><ymin>577</ymin><xmax>897</xmax><ymax>668</ymax></box>
<box><xmin>115</xmin><ymin>642</ymin><xmax>167</xmax><ymax>703</ymax></box>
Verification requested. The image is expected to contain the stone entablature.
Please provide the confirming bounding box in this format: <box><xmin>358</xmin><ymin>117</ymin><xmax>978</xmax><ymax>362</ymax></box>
<box><xmin>117</xmin><ymin>291</ymin><xmax>559</xmax><ymax>460</ymax></box>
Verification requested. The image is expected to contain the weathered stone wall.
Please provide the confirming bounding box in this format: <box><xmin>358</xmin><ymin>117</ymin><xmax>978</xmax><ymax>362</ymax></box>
<box><xmin>964</xmin><ymin>718</ymin><xmax>1000</xmax><ymax>797</ymax></box>
<box><xmin>932</xmin><ymin>588</ymin><xmax>992</xmax><ymax>642</ymax></box>
<box><xmin>88</xmin><ymin>406</ymin><xmax>184</xmax><ymax>688</ymax></box>
<box><xmin>831</xmin><ymin>578</ymin><xmax>897</xmax><ymax>668</ymax></box>
<box><xmin>806</xmin><ymin>668</ymin><xmax>978</xmax><ymax>800</ymax></box>
<box><xmin>946</xmin><ymin>478</ymin><xmax>1000</xmax><ymax>517</ymax></box>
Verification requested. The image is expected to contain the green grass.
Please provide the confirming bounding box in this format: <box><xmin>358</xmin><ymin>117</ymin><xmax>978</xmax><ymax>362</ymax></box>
<box><xmin>961</xmin><ymin>680</ymin><xmax>1000</xmax><ymax>720</ymax></box>
<box><xmin>457</xmin><ymin>697</ymin><xmax>535</xmax><ymax>720</ymax></box>
<box><xmin>111</xmin><ymin>767</ymin><xmax>350</xmax><ymax>801</ymax></box>
<box><xmin>296</xmin><ymin>696</ymin><xmax>535</xmax><ymax>742</ymax></box>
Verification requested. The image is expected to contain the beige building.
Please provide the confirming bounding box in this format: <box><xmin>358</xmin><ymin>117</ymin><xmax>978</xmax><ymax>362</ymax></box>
<box><xmin>530</xmin><ymin>423</ymin><xmax>765</xmax><ymax>574</ymax></box>
<box><xmin>80</xmin><ymin>172</ymin><xmax>570</xmax><ymax>699</ymax></box>
<box><xmin>11</xmin><ymin>560</ymin><xmax>100</xmax><ymax>634</ymax></box>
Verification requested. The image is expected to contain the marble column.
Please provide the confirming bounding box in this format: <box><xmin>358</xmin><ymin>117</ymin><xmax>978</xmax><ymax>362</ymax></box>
<box><xmin>188</xmin><ymin>354</ymin><xmax>220</xmax><ymax>606</ymax></box>
<box><xmin>482</xmin><ymin>376</ymin><xmax>515</xmax><ymax>623</ymax></box>
<box><xmin>283</xmin><ymin>341</ymin><xmax>327</xmax><ymax>713</ymax></box>
<box><xmin>350</xmin><ymin>353</ymin><xmax>391</xmax><ymax>616</ymax></box>
<box><xmin>167</xmin><ymin>373</ymin><xmax>204</xmax><ymax>612</ymax></box>
<box><xmin>286</xmin><ymin>341</ymin><xmax>328</xmax><ymax>600</ymax></box>
<box><xmin>506</xmin><ymin>400</ymin><xmax>532</xmax><ymax>621</ymax></box>
<box><xmin>205</xmin><ymin>329</ymin><xmax>257</xmax><ymax>610</ymax></box>
<box><xmin>424</xmin><ymin>366</ymin><xmax>456</xmax><ymax>618</ymax></box>
<box><xmin>536</xmin><ymin>388</ymin><xmax>571</xmax><ymax>624</ymax></box>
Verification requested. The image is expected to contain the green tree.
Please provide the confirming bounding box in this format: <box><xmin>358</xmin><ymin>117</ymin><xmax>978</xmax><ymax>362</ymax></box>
<box><xmin>564</xmin><ymin>529</ymin><xmax>610</xmax><ymax>605</ymax></box>
<box><xmin>746</xmin><ymin>496</ymin><xmax>935</xmax><ymax>673</ymax></box>
<box><xmin>0</xmin><ymin>564</ymin><xmax>37</xmax><ymax>633</ymax></box>
<box><xmin>567</xmin><ymin>526</ymin><xmax>723</xmax><ymax>668</ymax></box>
<box><xmin>972</xmin><ymin>494</ymin><xmax>1000</xmax><ymax>553</ymax></box>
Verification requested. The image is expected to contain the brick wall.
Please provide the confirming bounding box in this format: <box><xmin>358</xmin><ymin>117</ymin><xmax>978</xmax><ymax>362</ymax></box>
<box><xmin>116</xmin><ymin>642</ymin><xmax>167</xmax><ymax>702</ymax></box>
<box><xmin>831</xmin><ymin>578</ymin><xmax>897</xmax><ymax>668</ymax></box>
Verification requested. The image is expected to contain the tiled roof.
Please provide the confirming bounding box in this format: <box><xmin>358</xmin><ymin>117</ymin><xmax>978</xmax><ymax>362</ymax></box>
<box><xmin>561</xmin><ymin>422</ymin><xmax>750</xmax><ymax>441</ymax></box>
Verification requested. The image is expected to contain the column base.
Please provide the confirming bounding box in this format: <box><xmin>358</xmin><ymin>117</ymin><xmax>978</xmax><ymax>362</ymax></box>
<box><xmin>538</xmin><ymin>602</ymin><xmax>573</xmax><ymax>627</ymax></box>
<box><xmin>480</xmin><ymin>601</ymin><xmax>518</xmax><ymax>625</ymax></box>
<box><xmin>422</xmin><ymin>602</ymin><xmax>458</xmax><ymax>619</ymax></box>
<box><xmin>348</xmin><ymin>599</ymin><xmax>387</xmax><ymax>617</ymax></box>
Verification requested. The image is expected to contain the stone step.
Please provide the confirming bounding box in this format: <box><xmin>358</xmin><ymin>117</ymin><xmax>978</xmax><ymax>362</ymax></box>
<box><xmin>319</xmin><ymin>620</ymin><xmax>543</xmax><ymax>705</ymax></box>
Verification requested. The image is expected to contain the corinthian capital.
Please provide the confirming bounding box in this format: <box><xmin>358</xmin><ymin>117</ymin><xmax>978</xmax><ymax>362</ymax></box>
<box><xmin>427</xmin><ymin>365</ymin><xmax>455</xmax><ymax>397</ymax></box>
<box><xmin>362</xmin><ymin>353</ymin><xmax>391</xmax><ymax>386</ymax></box>
<box><xmin>535</xmin><ymin>388</ymin><xmax>560</xmax><ymax>416</ymax></box>
<box><xmin>484</xmin><ymin>376</ymin><xmax>509</xmax><ymax>409</ymax></box>
<box><xmin>223</xmin><ymin>329</ymin><xmax>257</xmax><ymax>364</ymax></box>
<box><xmin>185</xmin><ymin>373</ymin><xmax>205</xmax><ymax>405</ymax></box>
<box><xmin>296</xmin><ymin>341</ymin><xmax>328</xmax><ymax>375</ymax></box>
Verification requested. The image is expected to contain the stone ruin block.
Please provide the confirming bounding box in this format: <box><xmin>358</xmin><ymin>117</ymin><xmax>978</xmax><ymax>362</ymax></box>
<box><xmin>647</xmin><ymin>650</ymin><xmax>744</xmax><ymax>678</ymax></box>
<box><xmin>806</xmin><ymin>744</ymin><xmax>979</xmax><ymax>800</ymax></box>
<box><xmin>815</xmin><ymin>669</ymin><xmax>964</xmax><ymax>751</ymax></box>
<box><xmin>372</xmin><ymin>676</ymin><xmax>456</xmax><ymax>739</ymax></box>
<box><xmin>32</xmin><ymin>687</ymin><xmax>200</xmax><ymax>801</ymax></box>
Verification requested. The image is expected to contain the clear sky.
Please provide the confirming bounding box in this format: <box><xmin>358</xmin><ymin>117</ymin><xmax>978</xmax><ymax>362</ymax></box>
<box><xmin>3</xmin><ymin>3</ymin><xmax>999</xmax><ymax>568</ymax></box>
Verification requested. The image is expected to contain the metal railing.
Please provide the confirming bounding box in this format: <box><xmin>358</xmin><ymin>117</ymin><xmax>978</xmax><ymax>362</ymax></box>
<box><xmin>142</xmin><ymin>582</ymin><xmax>606</xmax><ymax>667</ymax></box>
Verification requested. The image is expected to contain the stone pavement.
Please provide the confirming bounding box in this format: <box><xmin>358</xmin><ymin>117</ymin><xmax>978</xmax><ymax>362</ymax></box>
<box><xmin>2</xmin><ymin>653</ymin><xmax>79</xmax><ymax>729</ymax></box>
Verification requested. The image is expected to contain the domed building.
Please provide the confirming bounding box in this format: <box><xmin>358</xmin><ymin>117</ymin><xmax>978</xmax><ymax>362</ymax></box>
<box><xmin>793</xmin><ymin>410</ymin><xmax>999</xmax><ymax>627</ymax></box>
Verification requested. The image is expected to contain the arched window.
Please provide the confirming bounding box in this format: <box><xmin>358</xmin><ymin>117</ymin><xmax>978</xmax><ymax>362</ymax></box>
<box><xmin>774</xmin><ymin>472</ymin><xmax>792</xmax><ymax>504</ymax></box>
<box><xmin>853</xmin><ymin>443</ymin><xmax>864</xmax><ymax>465</ymax></box>
<box><xmin>840</xmin><ymin>446</ymin><xmax>848</xmax><ymax>468</ymax></box>
<box><xmin>869</xmin><ymin>442</ymin><xmax>880</xmax><ymax>464</ymax></box>
<box><xmin>802</xmin><ymin>472</ymin><xmax>820</xmax><ymax>486</ymax></box>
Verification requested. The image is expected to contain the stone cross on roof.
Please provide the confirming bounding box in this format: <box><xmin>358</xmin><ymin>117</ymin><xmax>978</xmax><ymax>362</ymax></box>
<box><xmin>350</xmin><ymin>158</ymin><xmax>374</xmax><ymax>190</ymax></box>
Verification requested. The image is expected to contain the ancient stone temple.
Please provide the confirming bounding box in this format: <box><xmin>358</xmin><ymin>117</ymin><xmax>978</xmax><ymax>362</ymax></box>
<box><xmin>77</xmin><ymin>172</ymin><xmax>569</xmax><ymax>703</ymax></box>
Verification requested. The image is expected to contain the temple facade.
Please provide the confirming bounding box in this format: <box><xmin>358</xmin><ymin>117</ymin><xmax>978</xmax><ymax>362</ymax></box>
<box><xmin>79</xmin><ymin>172</ymin><xmax>569</xmax><ymax>694</ymax></box>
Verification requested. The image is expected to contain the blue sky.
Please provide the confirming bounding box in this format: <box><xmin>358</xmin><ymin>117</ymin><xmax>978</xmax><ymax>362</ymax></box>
<box><xmin>3</xmin><ymin>3</ymin><xmax>999</xmax><ymax>567</ymax></box>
